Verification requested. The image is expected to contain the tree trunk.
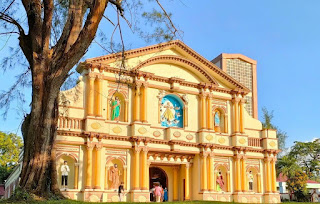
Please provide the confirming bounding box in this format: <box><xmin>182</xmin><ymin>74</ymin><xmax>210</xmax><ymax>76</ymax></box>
<box><xmin>20</xmin><ymin>65</ymin><xmax>63</xmax><ymax>198</ymax></box>
<box><xmin>15</xmin><ymin>0</ymin><xmax>109</xmax><ymax>198</ymax></box>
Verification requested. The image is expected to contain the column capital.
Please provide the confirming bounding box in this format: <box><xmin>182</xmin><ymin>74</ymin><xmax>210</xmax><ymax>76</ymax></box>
<box><xmin>75</xmin><ymin>163</ymin><xmax>80</xmax><ymax>167</ymax></box>
<box><xmin>208</xmin><ymin>152</ymin><xmax>215</xmax><ymax>158</ymax></box>
<box><xmin>141</xmin><ymin>81</ymin><xmax>149</xmax><ymax>87</ymax></box>
<box><xmin>240</xmin><ymin>98</ymin><xmax>246</xmax><ymax>104</ymax></box>
<box><xmin>232</xmin><ymin>98</ymin><xmax>241</xmax><ymax>103</ymax></box>
<box><xmin>234</xmin><ymin>154</ymin><xmax>242</xmax><ymax>160</ymax></box>
<box><xmin>86</xmin><ymin>142</ymin><xmax>94</xmax><ymax>150</ymax></box>
<box><xmin>88</xmin><ymin>72</ymin><xmax>96</xmax><ymax>79</ymax></box>
<box><xmin>200</xmin><ymin>152</ymin><xmax>208</xmax><ymax>158</ymax></box>
<box><xmin>264</xmin><ymin>157</ymin><xmax>272</xmax><ymax>162</ymax></box>
<box><xmin>133</xmin><ymin>146</ymin><xmax>142</xmax><ymax>153</ymax></box>
<box><xmin>95</xmin><ymin>142</ymin><xmax>103</xmax><ymax>150</ymax></box>
<box><xmin>141</xmin><ymin>146</ymin><xmax>149</xmax><ymax>154</ymax></box>
<box><xmin>198</xmin><ymin>92</ymin><xmax>208</xmax><ymax>98</ymax></box>
<box><xmin>96</xmin><ymin>73</ymin><xmax>103</xmax><ymax>79</ymax></box>
<box><xmin>185</xmin><ymin>163</ymin><xmax>191</xmax><ymax>168</ymax></box>
<box><xmin>133</xmin><ymin>81</ymin><xmax>142</xmax><ymax>89</ymax></box>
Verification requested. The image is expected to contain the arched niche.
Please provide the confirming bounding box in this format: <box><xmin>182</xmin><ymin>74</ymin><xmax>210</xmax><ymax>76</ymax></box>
<box><xmin>160</xmin><ymin>94</ymin><xmax>184</xmax><ymax>128</ymax></box>
<box><xmin>105</xmin><ymin>158</ymin><xmax>125</xmax><ymax>190</ymax></box>
<box><xmin>246</xmin><ymin>166</ymin><xmax>259</xmax><ymax>193</ymax></box>
<box><xmin>213</xmin><ymin>107</ymin><xmax>227</xmax><ymax>133</ymax></box>
<box><xmin>107</xmin><ymin>91</ymin><xmax>128</xmax><ymax>122</ymax></box>
<box><xmin>214</xmin><ymin>164</ymin><xmax>229</xmax><ymax>192</ymax></box>
<box><xmin>56</xmin><ymin>154</ymin><xmax>77</xmax><ymax>189</ymax></box>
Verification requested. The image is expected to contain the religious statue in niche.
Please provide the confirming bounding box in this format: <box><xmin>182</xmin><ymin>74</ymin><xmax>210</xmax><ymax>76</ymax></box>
<box><xmin>248</xmin><ymin>171</ymin><xmax>254</xmax><ymax>191</ymax></box>
<box><xmin>160</xmin><ymin>95</ymin><xmax>183</xmax><ymax>128</ymax></box>
<box><xmin>214</xmin><ymin>111</ymin><xmax>221</xmax><ymax>132</ymax></box>
<box><xmin>111</xmin><ymin>96</ymin><xmax>121</xmax><ymax>121</ymax></box>
<box><xmin>109</xmin><ymin>164</ymin><xmax>121</xmax><ymax>189</ymax></box>
<box><xmin>216</xmin><ymin>169</ymin><xmax>224</xmax><ymax>191</ymax></box>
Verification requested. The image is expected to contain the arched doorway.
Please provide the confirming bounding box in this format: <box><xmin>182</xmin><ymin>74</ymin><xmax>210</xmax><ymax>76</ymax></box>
<box><xmin>149</xmin><ymin>167</ymin><xmax>168</xmax><ymax>189</ymax></box>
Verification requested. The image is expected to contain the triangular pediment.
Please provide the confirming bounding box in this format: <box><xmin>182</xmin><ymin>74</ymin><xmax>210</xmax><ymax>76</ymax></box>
<box><xmin>81</xmin><ymin>40</ymin><xmax>250</xmax><ymax>92</ymax></box>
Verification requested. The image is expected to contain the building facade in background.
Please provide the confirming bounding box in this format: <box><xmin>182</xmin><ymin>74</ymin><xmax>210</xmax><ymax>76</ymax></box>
<box><xmin>4</xmin><ymin>41</ymin><xmax>279</xmax><ymax>203</ymax></box>
<box><xmin>212</xmin><ymin>54</ymin><xmax>258</xmax><ymax>119</ymax></box>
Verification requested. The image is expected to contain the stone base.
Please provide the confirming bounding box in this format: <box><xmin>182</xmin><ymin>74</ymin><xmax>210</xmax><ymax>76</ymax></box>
<box><xmin>83</xmin><ymin>190</ymin><xmax>104</xmax><ymax>202</ymax></box>
<box><xmin>202</xmin><ymin>191</ymin><xmax>232</xmax><ymax>202</ymax></box>
<box><xmin>263</xmin><ymin>193</ymin><xmax>281</xmax><ymax>203</ymax></box>
<box><xmin>130</xmin><ymin>190</ymin><xmax>150</xmax><ymax>202</ymax></box>
<box><xmin>101</xmin><ymin>190</ymin><xmax>129</xmax><ymax>202</ymax></box>
<box><xmin>233</xmin><ymin>192</ymin><xmax>263</xmax><ymax>203</ymax></box>
<box><xmin>61</xmin><ymin>189</ymin><xmax>81</xmax><ymax>200</ymax></box>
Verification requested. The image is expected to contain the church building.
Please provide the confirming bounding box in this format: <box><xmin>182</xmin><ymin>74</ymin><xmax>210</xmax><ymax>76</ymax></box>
<box><xmin>53</xmin><ymin>40</ymin><xmax>280</xmax><ymax>203</ymax></box>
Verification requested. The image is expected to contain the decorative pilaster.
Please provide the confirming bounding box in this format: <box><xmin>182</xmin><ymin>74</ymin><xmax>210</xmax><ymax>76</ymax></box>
<box><xmin>208</xmin><ymin>154</ymin><xmax>214</xmax><ymax>191</ymax></box>
<box><xmin>224</xmin><ymin>114</ymin><xmax>228</xmax><ymax>133</ymax></box>
<box><xmin>123</xmin><ymin>166</ymin><xmax>127</xmax><ymax>189</ymax></box>
<box><xmin>234</xmin><ymin>155</ymin><xmax>241</xmax><ymax>192</ymax></box>
<box><xmin>140</xmin><ymin>83</ymin><xmax>148</xmax><ymax>123</ymax></box>
<box><xmin>232</xmin><ymin>98</ymin><xmax>240</xmax><ymax>133</ymax></box>
<box><xmin>185</xmin><ymin>164</ymin><xmax>190</xmax><ymax>200</ymax></box>
<box><xmin>200</xmin><ymin>93</ymin><xmax>206</xmax><ymax>129</ymax></box>
<box><xmin>264</xmin><ymin>157</ymin><xmax>271</xmax><ymax>192</ymax></box>
<box><xmin>226</xmin><ymin>171</ymin><xmax>231</xmax><ymax>192</ymax></box>
<box><xmin>74</xmin><ymin>163</ymin><xmax>79</xmax><ymax>189</ymax></box>
<box><xmin>173</xmin><ymin>166</ymin><xmax>179</xmax><ymax>201</ymax></box>
<box><xmin>241</xmin><ymin>156</ymin><xmax>247</xmax><ymax>192</ymax></box>
<box><xmin>133</xmin><ymin>83</ymin><xmax>141</xmax><ymax>122</ymax></box>
<box><xmin>94</xmin><ymin>143</ymin><xmax>102</xmax><ymax>189</ymax></box>
<box><xmin>239</xmin><ymin>99</ymin><xmax>245</xmax><ymax>133</ymax></box>
<box><xmin>105</xmin><ymin>166</ymin><xmax>110</xmax><ymax>190</ymax></box>
<box><xmin>271</xmin><ymin>158</ymin><xmax>277</xmax><ymax>192</ymax></box>
<box><xmin>207</xmin><ymin>96</ymin><xmax>213</xmax><ymax>130</ymax></box>
<box><xmin>184</xmin><ymin>106</ymin><xmax>188</xmax><ymax>127</ymax></box>
<box><xmin>132</xmin><ymin>147</ymin><xmax>141</xmax><ymax>190</ymax></box>
<box><xmin>201</xmin><ymin>154</ymin><xmax>208</xmax><ymax>191</ymax></box>
<box><xmin>87</xmin><ymin>75</ymin><xmax>95</xmax><ymax>116</ymax></box>
<box><xmin>95</xmin><ymin>76</ymin><xmax>102</xmax><ymax>117</ymax></box>
<box><xmin>213</xmin><ymin>170</ymin><xmax>217</xmax><ymax>191</ymax></box>
<box><xmin>124</xmin><ymin>100</ymin><xmax>129</xmax><ymax>122</ymax></box>
<box><xmin>85</xmin><ymin>143</ymin><xmax>94</xmax><ymax>188</ymax></box>
<box><xmin>140</xmin><ymin>147</ymin><xmax>149</xmax><ymax>190</ymax></box>
<box><xmin>257</xmin><ymin>173</ymin><xmax>261</xmax><ymax>193</ymax></box>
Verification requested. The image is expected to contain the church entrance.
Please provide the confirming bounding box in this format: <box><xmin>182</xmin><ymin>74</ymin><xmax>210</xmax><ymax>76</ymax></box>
<box><xmin>149</xmin><ymin>167</ymin><xmax>168</xmax><ymax>188</ymax></box>
<box><xmin>149</xmin><ymin>167</ymin><xmax>168</xmax><ymax>202</ymax></box>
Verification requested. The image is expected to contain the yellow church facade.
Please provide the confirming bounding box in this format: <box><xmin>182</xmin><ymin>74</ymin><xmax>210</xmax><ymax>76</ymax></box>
<box><xmin>55</xmin><ymin>40</ymin><xmax>280</xmax><ymax>203</ymax></box>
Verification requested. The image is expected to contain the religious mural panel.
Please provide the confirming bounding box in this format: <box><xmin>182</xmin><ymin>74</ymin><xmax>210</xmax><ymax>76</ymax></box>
<box><xmin>160</xmin><ymin>95</ymin><xmax>183</xmax><ymax>128</ymax></box>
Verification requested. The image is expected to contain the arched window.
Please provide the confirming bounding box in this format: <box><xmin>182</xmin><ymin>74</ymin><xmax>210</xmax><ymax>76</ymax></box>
<box><xmin>247</xmin><ymin>166</ymin><xmax>260</xmax><ymax>193</ymax></box>
<box><xmin>213</xmin><ymin>109</ymin><xmax>226</xmax><ymax>133</ymax></box>
<box><xmin>56</xmin><ymin>154</ymin><xmax>77</xmax><ymax>189</ymax></box>
<box><xmin>108</xmin><ymin>92</ymin><xmax>126</xmax><ymax>122</ymax></box>
<box><xmin>160</xmin><ymin>95</ymin><xmax>184</xmax><ymax>128</ymax></box>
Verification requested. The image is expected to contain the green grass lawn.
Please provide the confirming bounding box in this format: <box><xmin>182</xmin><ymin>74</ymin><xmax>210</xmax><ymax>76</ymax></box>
<box><xmin>0</xmin><ymin>200</ymin><xmax>314</xmax><ymax>204</ymax></box>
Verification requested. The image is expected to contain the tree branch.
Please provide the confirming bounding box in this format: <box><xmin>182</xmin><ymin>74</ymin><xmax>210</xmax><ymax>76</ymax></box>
<box><xmin>0</xmin><ymin>12</ymin><xmax>25</xmax><ymax>35</ymax></box>
<box><xmin>155</xmin><ymin>0</ymin><xmax>181</xmax><ymax>39</ymax></box>
<box><xmin>42</xmin><ymin>0</ymin><xmax>54</xmax><ymax>54</ymax></box>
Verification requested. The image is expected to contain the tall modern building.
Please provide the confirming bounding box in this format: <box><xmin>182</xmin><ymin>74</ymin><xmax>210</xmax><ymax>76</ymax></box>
<box><xmin>212</xmin><ymin>54</ymin><xmax>258</xmax><ymax>119</ymax></box>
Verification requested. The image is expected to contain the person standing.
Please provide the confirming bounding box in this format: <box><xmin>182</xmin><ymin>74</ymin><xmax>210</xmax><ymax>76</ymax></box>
<box><xmin>248</xmin><ymin>171</ymin><xmax>254</xmax><ymax>191</ymax></box>
<box><xmin>118</xmin><ymin>182</ymin><xmax>124</xmax><ymax>202</ymax></box>
<box><xmin>154</xmin><ymin>183</ymin><xmax>162</xmax><ymax>202</ymax></box>
<box><xmin>163</xmin><ymin>187</ymin><xmax>168</xmax><ymax>202</ymax></box>
<box><xmin>150</xmin><ymin>184</ymin><xmax>155</xmax><ymax>202</ymax></box>
<box><xmin>61</xmin><ymin>161</ymin><xmax>70</xmax><ymax>190</ymax></box>
<box><xmin>311</xmin><ymin>189</ymin><xmax>318</xmax><ymax>202</ymax></box>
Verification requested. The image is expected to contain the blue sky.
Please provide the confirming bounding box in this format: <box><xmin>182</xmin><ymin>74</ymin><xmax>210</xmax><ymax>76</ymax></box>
<box><xmin>1</xmin><ymin>0</ymin><xmax>319</xmax><ymax>147</ymax></box>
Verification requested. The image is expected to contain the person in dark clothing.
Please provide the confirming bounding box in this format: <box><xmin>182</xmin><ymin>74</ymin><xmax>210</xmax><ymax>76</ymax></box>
<box><xmin>118</xmin><ymin>182</ymin><xmax>124</xmax><ymax>201</ymax></box>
